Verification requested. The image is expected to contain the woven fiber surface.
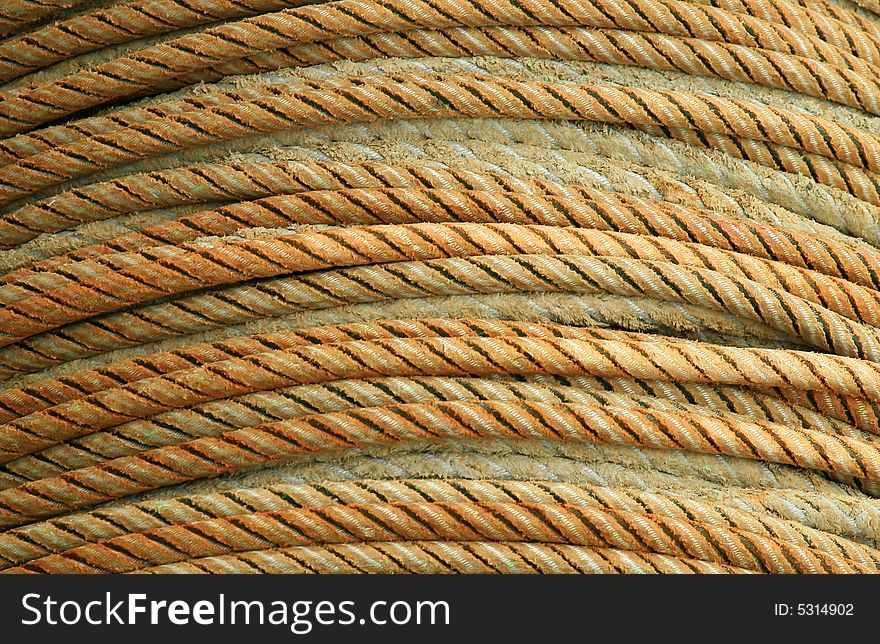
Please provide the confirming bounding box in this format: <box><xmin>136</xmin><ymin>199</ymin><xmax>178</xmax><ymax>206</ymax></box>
<box><xmin>3</xmin><ymin>0</ymin><xmax>880</xmax><ymax>575</ymax></box>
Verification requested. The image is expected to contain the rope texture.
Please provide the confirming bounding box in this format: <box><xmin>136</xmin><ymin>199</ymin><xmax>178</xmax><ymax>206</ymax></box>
<box><xmin>3</xmin><ymin>0</ymin><xmax>880</xmax><ymax>574</ymax></box>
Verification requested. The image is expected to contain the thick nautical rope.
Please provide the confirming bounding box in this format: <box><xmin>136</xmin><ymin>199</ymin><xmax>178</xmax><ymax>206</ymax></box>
<box><xmin>6</xmin><ymin>73</ymin><xmax>880</xmax><ymax>209</ymax></box>
<box><xmin>4</xmin><ymin>479</ymin><xmax>875</xmax><ymax>574</ymax></box>
<box><xmin>131</xmin><ymin>541</ymin><xmax>756</xmax><ymax>574</ymax></box>
<box><xmin>5</xmin><ymin>0</ymin><xmax>880</xmax><ymax>574</ymax></box>
<box><xmin>7</xmin><ymin>0</ymin><xmax>880</xmax><ymax>129</ymax></box>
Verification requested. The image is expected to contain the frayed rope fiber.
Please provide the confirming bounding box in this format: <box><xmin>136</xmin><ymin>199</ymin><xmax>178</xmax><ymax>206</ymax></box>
<box><xmin>3</xmin><ymin>0</ymin><xmax>880</xmax><ymax>574</ymax></box>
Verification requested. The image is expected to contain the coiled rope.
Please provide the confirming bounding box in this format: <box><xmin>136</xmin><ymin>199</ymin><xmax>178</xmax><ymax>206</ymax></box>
<box><xmin>3</xmin><ymin>0</ymin><xmax>880</xmax><ymax>574</ymax></box>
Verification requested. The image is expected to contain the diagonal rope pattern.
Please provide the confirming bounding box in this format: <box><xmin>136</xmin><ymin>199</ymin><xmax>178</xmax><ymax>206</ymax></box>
<box><xmin>3</xmin><ymin>0</ymin><xmax>880</xmax><ymax>574</ymax></box>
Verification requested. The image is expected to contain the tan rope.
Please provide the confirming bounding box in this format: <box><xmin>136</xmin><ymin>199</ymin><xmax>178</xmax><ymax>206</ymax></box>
<box><xmin>8</xmin><ymin>438</ymin><xmax>876</xmax><ymax>550</ymax></box>
<box><xmin>7</xmin><ymin>186</ymin><xmax>879</xmax><ymax>288</ymax></box>
<box><xmin>6</xmin><ymin>73</ymin><xmax>880</xmax><ymax>209</ymax></box>
<box><xmin>6</xmin><ymin>0</ymin><xmax>880</xmax><ymax>129</ymax></box>
<box><xmin>4</xmin><ymin>333</ymin><xmax>880</xmax><ymax>524</ymax></box>
<box><xmin>0</xmin><ymin>375</ymin><xmax>870</xmax><ymax>497</ymax></box>
<box><xmin>6</xmin><ymin>223</ymin><xmax>880</xmax><ymax>348</ymax></box>
<box><xmin>6</xmin><ymin>23</ymin><xmax>880</xmax><ymax>167</ymax></box>
<box><xmin>5</xmin><ymin>0</ymin><xmax>880</xmax><ymax>574</ymax></box>
<box><xmin>0</xmin><ymin>0</ymin><xmax>313</xmax><ymax>84</ymax></box>
<box><xmin>0</xmin><ymin>291</ymin><xmax>797</xmax><ymax>382</ymax></box>
<box><xmin>132</xmin><ymin>540</ymin><xmax>756</xmax><ymax>574</ymax></box>
<box><xmin>3</xmin><ymin>479</ymin><xmax>875</xmax><ymax>573</ymax></box>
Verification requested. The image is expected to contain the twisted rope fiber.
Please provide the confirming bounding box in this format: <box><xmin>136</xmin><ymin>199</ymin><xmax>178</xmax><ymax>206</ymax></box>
<box><xmin>0</xmin><ymin>156</ymin><xmax>791</xmax><ymax>251</ymax></box>
<box><xmin>242</xmin><ymin>124</ymin><xmax>880</xmax><ymax>245</ymax></box>
<box><xmin>3</xmin><ymin>479</ymin><xmax>876</xmax><ymax>573</ymax></box>
<box><xmin>0</xmin><ymin>319</ymin><xmax>661</xmax><ymax>422</ymax></box>
<box><xmin>2</xmin><ymin>161</ymin><xmax>555</xmax><ymax>246</ymax></box>
<box><xmin>5</xmin><ymin>0</ymin><xmax>880</xmax><ymax>133</ymax></box>
<box><xmin>5</xmin><ymin>120</ymin><xmax>868</xmax><ymax>246</ymax></box>
<box><xmin>3</xmin><ymin>76</ymin><xmax>874</xmax><ymax>219</ymax></box>
<box><xmin>8</xmin><ymin>222</ymin><xmax>880</xmax><ymax>406</ymax></box>
<box><xmin>2</xmin><ymin>57</ymin><xmax>880</xmax><ymax>165</ymax></box>
<box><xmin>2</xmin><ymin>104</ymin><xmax>879</xmax><ymax>223</ymax></box>
<box><xmin>0</xmin><ymin>155</ymin><xmax>788</xmax><ymax>244</ymax></box>
<box><xmin>170</xmin><ymin>24</ymin><xmax>880</xmax><ymax>111</ymax></box>
<box><xmin>9</xmin><ymin>369</ymin><xmax>880</xmax><ymax>499</ymax></box>
<box><xmin>23</xmin><ymin>17</ymin><xmax>880</xmax><ymax>95</ymax></box>
<box><xmin>0</xmin><ymin>290</ymin><xmax>800</xmax><ymax>384</ymax></box>
<box><xmin>4</xmin><ymin>21</ymin><xmax>880</xmax><ymax>172</ymax></box>
<box><xmin>3</xmin><ymin>374</ymin><xmax>871</xmax><ymax>491</ymax></box>
<box><xmin>5</xmin><ymin>161</ymin><xmax>874</xmax><ymax>276</ymax></box>
<box><xmin>7</xmin><ymin>240</ymin><xmax>880</xmax><ymax>420</ymax></box>
<box><xmin>6</xmin><ymin>74</ymin><xmax>880</xmax><ymax>210</ymax></box>
<box><xmin>153</xmin><ymin>436</ymin><xmax>880</xmax><ymax>528</ymax></box>
<box><xmin>0</xmin><ymin>0</ymin><xmax>95</xmax><ymax>38</ymax></box>
<box><xmin>0</xmin><ymin>257</ymin><xmax>860</xmax><ymax>394</ymax></box>
<box><xmin>7</xmin><ymin>226</ymin><xmax>880</xmax><ymax>378</ymax></box>
<box><xmin>4</xmin><ymin>146</ymin><xmax>875</xmax><ymax>270</ymax></box>
<box><xmin>7</xmin><ymin>184</ymin><xmax>880</xmax><ymax>288</ymax></box>
<box><xmin>0</xmin><ymin>0</ymin><xmax>873</xmax><ymax>137</ymax></box>
<box><xmin>5</xmin><ymin>333</ymin><xmax>880</xmax><ymax>526</ymax></box>
<box><xmin>7</xmin><ymin>0</ymin><xmax>880</xmax><ymax>574</ymax></box>
<box><xmin>5</xmin><ymin>285</ymin><xmax>880</xmax><ymax>442</ymax></box>
<box><xmin>5</xmin><ymin>220</ymin><xmax>880</xmax><ymax>333</ymax></box>
<box><xmin>0</xmin><ymin>0</ymin><xmax>316</xmax><ymax>84</ymax></box>
<box><xmin>4</xmin><ymin>390</ymin><xmax>880</xmax><ymax>524</ymax></box>
<box><xmin>7</xmin><ymin>198</ymin><xmax>879</xmax><ymax>353</ymax></box>
<box><xmin>131</xmin><ymin>541</ymin><xmax>755</xmax><ymax>574</ymax></box>
<box><xmin>1</xmin><ymin>312</ymin><xmax>872</xmax><ymax>453</ymax></box>
<box><xmin>1</xmin><ymin>319</ymin><xmax>823</xmax><ymax>457</ymax></box>
<box><xmin>5</xmin><ymin>445</ymin><xmax>878</xmax><ymax>563</ymax></box>
<box><xmin>3</xmin><ymin>0</ymin><xmax>876</xmax><ymax>88</ymax></box>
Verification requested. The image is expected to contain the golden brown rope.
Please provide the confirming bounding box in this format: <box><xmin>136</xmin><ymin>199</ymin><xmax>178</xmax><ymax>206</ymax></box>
<box><xmin>132</xmin><ymin>541</ymin><xmax>754</xmax><ymax>574</ymax></box>
<box><xmin>2</xmin><ymin>374</ymin><xmax>868</xmax><ymax>492</ymax></box>
<box><xmin>6</xmin><ymin>73</ymin><xmax>880</xmax><ymax>210</ymax></box>
<box><xmin>5</xmin><ymin>328</ymin><xmax>880</xmax><ymax>526</ymax></box>
<box><xmin>6</xmin><ymin>185</ymin><xmax>877</xmax><ymax>286</ymax></box>
<box><xmin>3</xmin><ymin>479</ymin><xmax>876</xmax><ymax>573</ymax></box>
<box><xmin>5</xmin><ymin>0</ymin><xmax>880</xmax><ymax>131</ymax></box>
<box><xmin>5</xmin><ymin>0</ymin><xmax>880</xmax><ymax>574</ymax></box>
<box><xmin>0</xmin><ymin>0</ymin><xmax>313</xmax><ymax>84</ymax></box>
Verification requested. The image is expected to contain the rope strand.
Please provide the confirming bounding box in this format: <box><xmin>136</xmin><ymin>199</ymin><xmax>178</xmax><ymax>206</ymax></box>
<box><xmin>5</xmin><ymin>0</ymin><xmax>880</xmax><ymax>573</ymax></box>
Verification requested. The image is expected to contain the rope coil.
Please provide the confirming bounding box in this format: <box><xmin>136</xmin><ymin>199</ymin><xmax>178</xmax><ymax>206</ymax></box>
<box><xmin>4</xmin><ymin>0</ymin><xmax>880</xmax><ymax>573</ymax></box>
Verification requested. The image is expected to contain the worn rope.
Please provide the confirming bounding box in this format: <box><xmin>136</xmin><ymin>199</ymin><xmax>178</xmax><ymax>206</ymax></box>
<box><xmin>5</xmin><ymin>0</ymin><xmax>880</xmax><ymax>574</ymax></box>
<box><xmin>6</xmin><ymin>73</ymin><xmax>880</xmax><ymax>210</ymax></box>
<box><xmin>2</xmin><ymin>374</ymin><xmax>870</xmax><ymax>491</ymax></box>
<box><xmin>4</xmin><ymin>479</ymin><xmax>874</xmax><ymax>573</ymax></box>
<box><xmin>7</xmin><ymin>0</ymin><xmax>880</xmax><ymax>130</ymax></box>
<box><xmin>0</xmin><ymin>0</ymin><xmax>314</xmax><ymax>85</ymax></box>
<box><xmin>7</xmin><ymin>223</ymin><xmax>880</xmax><ymax>348</ymax></box>
<box><xmin>130</xmin><ymin>541</ymin><xmax>755</xmax><ymax>574</ymax></box>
